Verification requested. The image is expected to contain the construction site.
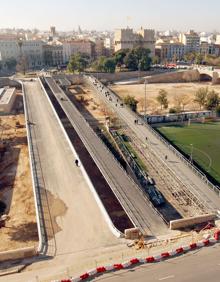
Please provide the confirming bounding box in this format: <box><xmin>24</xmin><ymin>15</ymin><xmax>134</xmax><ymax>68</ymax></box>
<box><xmin>56</xmin><ymin>75</ymin><xmax>216</xmax><ymax>232</ymax></box>
<box><xmin>0</xmin><ymin>87</ymin><xmax>38</xmax><ymax>252</ymax></box>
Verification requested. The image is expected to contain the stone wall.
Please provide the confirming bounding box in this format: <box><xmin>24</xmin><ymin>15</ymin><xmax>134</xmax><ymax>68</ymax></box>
<box><xmin>90</xmin><ymin>70</ymin><xmax>163</xmax><ymax>82</ymax></box>
<box><xmin>143</xmin><ymin>70</ymin><xmax>200</xmax><ymax>84</ymax></box>
<box><xmin>170</xmin><ymin>213</ymin><xmax>216</xmax><ymax>230</ymax></box>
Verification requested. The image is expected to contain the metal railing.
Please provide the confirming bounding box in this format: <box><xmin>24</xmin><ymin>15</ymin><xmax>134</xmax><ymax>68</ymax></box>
<box><xmin>21</xmin><ymin>81</ymin><xmax>46</xmax><ymax>253</ymax></box>
<box><xmin>143</xmin><ymin>120</ymin><xmax>220</xmax><ymax>197</ymax></box>
<box><xmin>45</xmin><ymin>77</ymin><xmax>167</xmax><ymax>233</ymax></box>
<box><xmin>87</xmin><ymin>75</ymin><xmax>220</xmax><ymax>198</ymax></box>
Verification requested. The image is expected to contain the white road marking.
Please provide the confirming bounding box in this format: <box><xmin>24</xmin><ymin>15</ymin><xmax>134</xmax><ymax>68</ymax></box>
<box><xmin>158</xmin><ymin>275</ymin><xmax>175</xmax><ymax>281</ymax></box>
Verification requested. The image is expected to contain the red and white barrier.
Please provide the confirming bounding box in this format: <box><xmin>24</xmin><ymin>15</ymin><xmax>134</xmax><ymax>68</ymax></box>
<box><xmin>54</xmin><ymin>231</ymin><xmax>220</xmax><ymax>282</ymax></box>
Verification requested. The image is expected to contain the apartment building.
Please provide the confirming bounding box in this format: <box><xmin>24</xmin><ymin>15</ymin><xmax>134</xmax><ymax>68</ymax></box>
<box><xmin>114</xmin><ymin>27</ymin><xmax>155</xmax><ymax>56</ymax></box>
<box><xmin>62</xmin><ymin>40</ymin><xmax>95</xmax><ymax>63</ymax></box>
<box><xmin>179</xmin><ymin>30</ymin><xmax>200</xmax><ymax>53</ymax></box>
<box><xmin>156</xmin><ymin>42</ymin><xmax>185</xmax><ymax>62</ymax></box>
<box><xmin>0</xmin><ymin>39</ymin><xmax>44</xmax><ymax>68</ymax></box>
<box><xmin>43</xmin><ymin>43</ymin><xmax>63</xmax><ymax>66</ymax></box>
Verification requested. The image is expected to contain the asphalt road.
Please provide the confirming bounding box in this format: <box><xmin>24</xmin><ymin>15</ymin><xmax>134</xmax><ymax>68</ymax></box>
<box><xmin>87</xmin><ymin>76</ymin><xmax>220</xmax><ymax>212</ymax></box>
<box><xmin>95</xmin><ymin>244</ymin><xmax>220</xmax><ymax>282</ymax></box>
<box><xmin>44</xmin><ymin>77</ymin><xmax>169</xmax><ymax>237</ymax></box>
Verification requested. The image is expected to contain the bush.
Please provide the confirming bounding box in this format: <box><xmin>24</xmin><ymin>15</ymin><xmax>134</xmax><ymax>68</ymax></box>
<box><xmin>0</xmin><ymin>201</ymin><xmax>6</xmax><ymax>214</ymax></box>
<box><xmin>216</xmin><ymin>105</ymin><xmax>220</xmax><ymax>117</ymax></box>
<box><xmin>169</xmin><ymin>108</ymin><xmax>178</xmax><ymax>114</ymax></box>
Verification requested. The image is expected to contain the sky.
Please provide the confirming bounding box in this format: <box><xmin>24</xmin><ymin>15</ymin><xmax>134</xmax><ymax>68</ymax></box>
<box><xmin>1</xmin><ymin>0</ymin><xmax>219</xmax><ymax>32</ymax></box>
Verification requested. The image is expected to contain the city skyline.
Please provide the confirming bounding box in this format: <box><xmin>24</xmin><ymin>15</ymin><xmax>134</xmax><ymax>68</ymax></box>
<box><xmin>1</xmin><ymin>0</ymin><xmax>220</xmax><ymax>32</ymax></box>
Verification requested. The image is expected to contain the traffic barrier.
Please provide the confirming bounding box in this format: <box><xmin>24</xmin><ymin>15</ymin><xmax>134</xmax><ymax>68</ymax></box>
<box><xmin>54</xmin><ymin>232</ymin><xmax>220</xmax><ymax>282</ymax></box>
<box><xmin>214</xmin><ymin>230</ymin><xmax>220</xmax><ymax>240</ymax></box>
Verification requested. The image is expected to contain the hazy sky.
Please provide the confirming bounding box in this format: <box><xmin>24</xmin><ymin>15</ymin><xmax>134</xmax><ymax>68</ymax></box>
<box><xmin>1</xmin><ymin>0</ymin><xmax>219</xmax><ymax>32</ymax></box>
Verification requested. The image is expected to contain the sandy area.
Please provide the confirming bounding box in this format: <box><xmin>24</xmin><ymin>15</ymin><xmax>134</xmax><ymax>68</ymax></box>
<box><xmin>0</xmin><ymin>114</ymin><xmax>38</xmax><ymax>251</ymax></box>
<box><xmin>69</xmin><ymin>84</ymin><xmax>115</xmax><ymax>124</ymax></box>
<box><xmin>111</xmin><ymin>82</ymin><xmax>220</xmax><ymax>114</ymax></box>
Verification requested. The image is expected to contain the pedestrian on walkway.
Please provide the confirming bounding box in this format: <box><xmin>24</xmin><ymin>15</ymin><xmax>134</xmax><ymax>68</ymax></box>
<box><xmin>75</xmin><ymin>159</ymin><xmax>79</xmax><ymax>167</ymax></box>
<box><xmin>165</xmin><ymin>155</ymin><xmax>168</xmax><ymax>161</ymax></box>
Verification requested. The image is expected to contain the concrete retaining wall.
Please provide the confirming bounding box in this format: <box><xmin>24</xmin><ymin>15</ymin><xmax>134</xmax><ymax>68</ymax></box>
<box><xmin>212</xmin><ymin>72</ymin><xmax>220</xmax><ymax>84</ymax></box>
<box><xmin>144</xmin><ymin>70</ymin><xmax>200</xmax><ymax>84</ymax></box>
<box><xmin>0</xmin><ymin>246</ymin><xmax>37</xmax><ymax>263</ymax></box>
<box><xmin>170</xmin><ymin>213</ymin><xmax>216</xmax><ymax>230</ymax></box>
<box><xmin>90</xmin><ymin>70</ymin><xmax>162</xmax><ymax>82</ymax></box>
<box><xmin>0</xmin><ymin>78</ymin><xmax>21</xmax><ymax>89</ymax></box>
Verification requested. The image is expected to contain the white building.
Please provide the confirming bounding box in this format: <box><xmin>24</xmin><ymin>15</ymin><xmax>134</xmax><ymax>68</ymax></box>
<box><xmin>0</xmin><ymin>39</ymin><xmax>44</xmax><ymax>69</ymax></box>
<box><xmin>0</xmin><ymin>87</ymin><xmax>16</xmax><ymax>113</ymax></box>
<box><xmin>62</xmin><ymin>40</ymin><xmax>94</xmax><ymax>63</ymax></box>
<box><xmin>216</xmin><ymin>35</ymin><xmax>220</xmax><ymax>45</ymax></box>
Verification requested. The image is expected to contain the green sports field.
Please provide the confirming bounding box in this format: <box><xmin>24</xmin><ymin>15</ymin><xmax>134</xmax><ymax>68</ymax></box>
<box><xmin>157</xmin><ymin>122</ymin><xmax>220</xmax><ymax>184</ymax></box>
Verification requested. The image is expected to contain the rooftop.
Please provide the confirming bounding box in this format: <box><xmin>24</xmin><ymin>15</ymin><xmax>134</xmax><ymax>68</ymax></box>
<box><xmin>0</xmin><ymin>87</ymin><xmax>16</xmax><ymax>105</ymax></box>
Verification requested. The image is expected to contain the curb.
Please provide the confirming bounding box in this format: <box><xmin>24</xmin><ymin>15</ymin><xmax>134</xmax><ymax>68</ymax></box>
<box><xmin>54</xmin><ymin>231</ymin><xmax>220</xmax><ymax>282</ymax></box>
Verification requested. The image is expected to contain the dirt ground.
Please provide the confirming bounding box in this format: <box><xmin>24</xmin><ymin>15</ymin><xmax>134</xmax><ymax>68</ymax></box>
<box><xmin>68</xmin><ymin>84</ymin><xmax>115</xmax><ymax>125</ymax></box>
<box><xmin>0</xmin><ymin>114</ymin><xmax>38</xmax><ymax>252</ymax></box>
<box><xmin>111</xmin><ymin>82</ymin><xmax>220</xmax><ymax>115</ymax></box>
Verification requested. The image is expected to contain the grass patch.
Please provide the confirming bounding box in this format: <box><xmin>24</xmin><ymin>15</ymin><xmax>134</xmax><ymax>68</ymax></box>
<box><xmin>123</xmin><ymin>139</ymin><xmax>147</xmax><ymax>172</ymax></box>
<box><xmin>157</xmin><ymin>122</ymin><xmax>220</xmax><ymax>184</ymax></box>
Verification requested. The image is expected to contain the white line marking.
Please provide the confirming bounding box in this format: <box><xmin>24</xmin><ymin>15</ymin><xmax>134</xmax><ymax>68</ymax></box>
<box><xmin>158</xmin><ymin>275</ymin><xmax>175</xmax><ymax>281</ymax></box>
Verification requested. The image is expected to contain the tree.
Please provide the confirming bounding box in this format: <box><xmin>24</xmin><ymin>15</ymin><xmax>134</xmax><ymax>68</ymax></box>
<box><xmin>152</xmin><ymin>55</ymin><xmax>160</xmax><ymax>65</ymax></box>
<box><xmin>195</xmin><ymin>53</ymin><xmax>204</xmax><ymax>65</ymax></box>
<box><xmin>114</xmin><ymin>49</ymin><xmax>129</xmax><ymax>70</ymax></box>
<box><xmin>124</xmin><ymin>95</ymin><xmax>139</xmax><ymax>112</ymax></box>
<box><xmin>124</xmin><ymin>51</ymin><xmax>137</xmax><ymax>70</ymax></box>
<box><xmin>194</xmin><ymin>87</ymin><xmax>208</xmax><ymax>110</ymax></box>
<box><xmin>16</xmin><ymin>56</ymin><xmax>28</xmax><ymax>74</ymax></box>
<box><xmin>205</xmin><ymin>90</ymin><xmax>220</xmax><ymax>110</ymax></box>
<box><xmin>180</xmin><ymin>94</ymin><xmax>191</xmax><ymax>111</ymax></box>
<box><xmin>124</xmin><ymin>47</ymin><xmax>152</xmax><ymax>71</ymax></box>
<box><xmin>92</xmin><ymin>56</ymin><xmax>106</xmax><ymax>72</ymax></box>
<box><xmin>156</xmin><ymin>89</ymin><xmax>169</xmax><ymax>110</ymax></box>
<box><xmin>139</xmin><ymin>55</ymin><xmax>152</xmax><ymax>71</ymax></box>
<box><xmin>103</xmin><ymin>58</ymin><xmax>116</xmax><ymax>73</ymax></box>
<box><xmin>4</xmin><ymin>57</ymin><xmax>17</xmax><ymax>70</ymax></box>
<box><xmin>68</xmin><ymin>53</ymin><xmax>89</xmax><ymax>73</ymax></box>
<box><xmin>184</xmin><ymin>52</ymin><xmax>196</xmax><ymax>63</ymax></box>
<box><xmin>216</xmin><ymin>105</ymin><xmax>220</xmax><ymax>117</ymax></box>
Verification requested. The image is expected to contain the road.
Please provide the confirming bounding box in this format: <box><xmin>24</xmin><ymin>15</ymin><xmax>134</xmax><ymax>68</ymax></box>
<box><xmin>22</xmin><ymin>80</ymin><xmax>120</xmax><ymax>258</ymax></box>
<box><xmin>44</xmin><ymin>76</ymin><xmax>169</xmax><ymax>237</ymax></box>
<box><xmin>87</xmin><ymin>76</ymin><xmax>220</xmax><ymax>212</ymax></box>
<box><xmin>95</xmin><ymin>244</ymin><xmax>220</xmax><ymax>282</ymax></box>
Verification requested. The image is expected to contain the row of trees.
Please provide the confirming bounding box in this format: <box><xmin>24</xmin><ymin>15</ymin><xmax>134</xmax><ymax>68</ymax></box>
<box><xmin>171</xmin><ymin>51</ymin><xmax>220</xmax><ymax>66</ymax></box>
<box><xmin>123</xmin><ymin>87</ymin><xmax>220</xmax><ymax>114</ymax></box>
<box><xmin>194</xmin><ymin>87</ymin><xmax>220</xmax><ymax>110</ymax></box>
<box><xmin>156</xmin><ymin>87</ymin><xmax>220</xmax><ymax>112</ymax></box>
<box><xmin>67</xmin><ymin>47</ymin><xmax>152</xmax><ymax>74</ymax></box>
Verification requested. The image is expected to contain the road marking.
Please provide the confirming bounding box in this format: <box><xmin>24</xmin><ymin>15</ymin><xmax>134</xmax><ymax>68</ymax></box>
<box><xmin>158</xmin><ymin>275</ymin><xmax>175</xmax><ymax>281</ymax></box>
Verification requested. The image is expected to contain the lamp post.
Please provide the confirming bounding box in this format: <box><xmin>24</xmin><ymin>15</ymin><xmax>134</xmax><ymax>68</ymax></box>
<box><xmin>144</xmin><ymin>79</ymin><xmax>148</xmax><ymax>117</ymax></box>
<box><xmin>138</xmin><ymin>62</ymin><xmax>141</xmax><ymax>84</ymax></box>
<box><xmin>190</xmin><ymin>143</ymin><xmax>194</xmax><ymax>163</ymax></box>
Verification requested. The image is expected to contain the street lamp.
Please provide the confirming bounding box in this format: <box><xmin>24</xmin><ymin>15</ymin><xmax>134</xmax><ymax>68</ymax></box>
<box><xmin>144</xmin><ymin>78</ymin><xmax>148</xmax><ymax>117</ymax></box>
<box><xmin>190</xmin><ymin>143</ymin><xmax>194</xmax><ymax>163</ymax></box>
<box><xmin>138</xmin><ymin>62</ymin><xmax>141</xmax><ymax>84</ymax></box>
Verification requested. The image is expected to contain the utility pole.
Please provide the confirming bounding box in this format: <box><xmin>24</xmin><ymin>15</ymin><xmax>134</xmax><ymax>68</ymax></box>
<box><xmin>190</xmin><ymin>143</ymin><xmax>194</xmax><ymax>163</ymax></box>
<box><xmin>144</xmin><ymin>79</ymin><xmax>148</xmax><ymax>117</ymax></box>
